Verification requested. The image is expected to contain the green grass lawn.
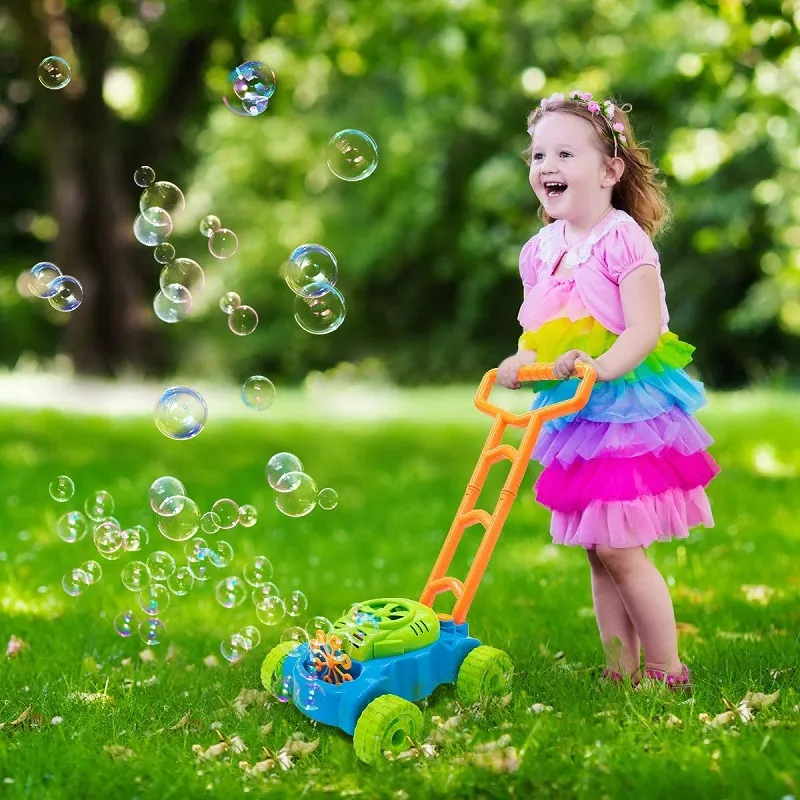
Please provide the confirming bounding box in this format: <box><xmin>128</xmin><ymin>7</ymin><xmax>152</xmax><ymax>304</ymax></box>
<box><xmin>0</xmin><ymin>387</ymin><xmax>798</xmax><ymax>799</ymax></box>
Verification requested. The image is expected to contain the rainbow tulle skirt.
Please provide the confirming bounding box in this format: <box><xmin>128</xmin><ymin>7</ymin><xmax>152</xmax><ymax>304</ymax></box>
<box><xmin>519</xmin><ymin>278</ymin><xmax>719</xmax><ymax>549</ymax></box>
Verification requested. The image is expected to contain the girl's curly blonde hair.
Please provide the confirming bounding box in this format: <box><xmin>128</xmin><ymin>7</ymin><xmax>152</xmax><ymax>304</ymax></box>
<box><xmin>522</xmin><ymin>98</ymin><xmax>672</xmax><ymax>241</ymax></box>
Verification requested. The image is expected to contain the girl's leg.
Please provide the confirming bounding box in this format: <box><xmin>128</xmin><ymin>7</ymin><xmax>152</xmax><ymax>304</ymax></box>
<box><xmin>585</xmin><ymin>548</ymin><xmax>641</xmax><ymax>675</ymax></box>
<box><xmin>594</xmin><ymin>545</ymin><xmax>682</xmax><ymax>676</ymax></box>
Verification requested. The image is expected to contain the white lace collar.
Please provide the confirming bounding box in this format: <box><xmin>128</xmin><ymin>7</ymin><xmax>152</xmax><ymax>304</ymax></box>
<box><xmin>537</xmin><ymin>208</ymin><xmax>635</xmax><ymax>271</ymax></box>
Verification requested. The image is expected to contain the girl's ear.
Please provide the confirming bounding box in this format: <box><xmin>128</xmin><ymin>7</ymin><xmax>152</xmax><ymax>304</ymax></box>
<box><xmin>604</xmin><ymin>156</ymin><xmax>625</xmax><ymax>186</ymax></box>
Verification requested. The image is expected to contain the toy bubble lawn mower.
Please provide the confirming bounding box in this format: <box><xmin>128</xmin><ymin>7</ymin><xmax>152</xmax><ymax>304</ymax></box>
<box><xmin>260</xmin><ymin>363</ymin><xmax>595</xmax><ymax>766</ymax></box>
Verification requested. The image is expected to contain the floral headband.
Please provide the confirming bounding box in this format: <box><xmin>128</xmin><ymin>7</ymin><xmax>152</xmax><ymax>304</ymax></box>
<box><xmin>529</xmin><ymin>91</ymin><xmax>629</xmax><ymax>158</ymax></box>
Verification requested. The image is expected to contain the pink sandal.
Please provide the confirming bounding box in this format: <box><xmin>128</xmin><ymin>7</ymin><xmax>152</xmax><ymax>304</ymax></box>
<box><xmin>639</xmin><ymin>662</ymin><xmax>692</xmax><ymax>690</ymax></box>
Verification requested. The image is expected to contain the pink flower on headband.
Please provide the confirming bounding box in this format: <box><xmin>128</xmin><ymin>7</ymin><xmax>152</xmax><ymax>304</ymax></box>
<box><xmin>613</xmin><ymin>122</ymin><xmax>624</xmax><ymax>133</ymax></box>
<box><xmin>587</xmin><ymin>100</ymin><xmax>600</xmax><ymax>114</ymax></box>
<box><xmin>580</xmin><ymin>92</ymin><xmax>593</xmax><ymax>101</ymax></box>
<box><xmin>540</xmin><ymin>92</ymin><xmax>565</xmax><ymax>109</ymax></box>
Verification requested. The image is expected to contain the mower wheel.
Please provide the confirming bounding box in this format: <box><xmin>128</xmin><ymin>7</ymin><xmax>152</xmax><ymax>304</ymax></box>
<box><xmin>353</xmin><ymin>694</ymin><xmax>423</xmax><ymax>766</ymax></box>
<box><xmin>456</xmin><ymin>645</ymin><xmax>513</xmax><ymax>705</ymax></box>
<box><xmin>260</xmin><ymin>640</ymin><xmax>300</xmax><ymax>692</ymax></box>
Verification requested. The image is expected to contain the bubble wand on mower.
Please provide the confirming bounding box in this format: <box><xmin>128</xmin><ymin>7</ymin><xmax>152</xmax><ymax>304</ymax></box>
<box><xmin>260</xmin><ymin>362</ymin><xmax>596</xmax><ymax>766</ymax></box>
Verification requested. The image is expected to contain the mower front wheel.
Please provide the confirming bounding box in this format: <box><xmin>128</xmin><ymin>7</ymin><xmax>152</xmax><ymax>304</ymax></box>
<box><xmin>456</xmin><ymin>645</ymin><xmax>513</xmax><ymax>705</ymax></box>
<box><xmin>353</xmin><ymin>694</ymin><xmax>423</xmax><ymax>766</ymax></box>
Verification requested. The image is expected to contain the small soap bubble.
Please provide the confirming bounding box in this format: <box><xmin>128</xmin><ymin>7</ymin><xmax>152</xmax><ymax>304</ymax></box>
<box><xmin>56</xmin><ymin>510</ymin><xmax>88</xmax><ymax>544</ymax></box>
<box><xmin>140</xmin><ymin>181</ymin><xmax>185</xmax><ymax>224</ymax></box>
<box><xmin>146</xmin><ymin>550</ymin><xmax>176</xmax><ymax>581</ymax></box>
<box><xmin>243</xmin><ymin>556</ymin><xmax>273</xmax><ymax>587</ymax></box>
<box><xmin>326</xmin><ymin>129</ymin><xmax>378</xmax><ymax>181</ymax></box>
<box><xmin>220</xmin><ymin>632</ymin><xmax>249</xmax><ymax>663</ymax></box>
<box><xmin>188</xmin><ymin>560</ymin><xmax>213</xmax><ymax>582</ymax></box>
<box><xmin>139</xmin><ymin>617</ymin><xmax>166</xmax><ymax>646</ymax></box>
<box><xmin>280</xmin><ymin>625</ymin><xmax>309</xmax><ymax>649</ymax></box>
<box><xmin>81</xmin><ymin>560</ymin><xmax>103</xmax><ymax>585</ymax></box>
<box><xmin>184</xmin><ymin>538</ymin><xmax>208</xmax><ymax>562</ymax></box>
<box><xmin>133</xmin><ymin>209</ymin><xmax>173</xmax><ymax>247</ymax></box>
<box><xmin>256</xmin><ymin>595</ymin><xmax>285</xmax><ymax>626</ymax></box>
<box><xmin>153</xmin><ymin>242</ymin><xmax>176</xmax><ymax>264</ymax></box>
<box><xmin>28</xmin><ymin>262</ymin><xmax>62</xmax><ymax>298</ymax></box>
<box><xmin>238</xmin><ymin>504</ymin><xmax>258</xmax><ymax>527</ymax></box>
<box><xmin>200</xmin><ymin>215</ymin><xmax>221</xmax><ymax>237</ymax></box>
<box><xmin>242</xmin><ymin>376</ymin><xmax>275</xmax><ymax>411</ymax></box>
<box><xmin>159</xmin><ymin>257</ymin><xmax>205</xmax><ymax>295</ymax></box>
<box><xmin>93</xmin><ymin>521</ymin><xmax>123</xmax><ymax>558</ymax></box>
<box><xmin>215</xmin><ymin>576</ymin><xmax>247</xmax><ymax>608</ymax></box>
<box><xmin>251</xmin><ymin>583</ymin><xmax>279</xmax><ymax>606</ymax></box>
<box><xmin>239</xmin><ymin>625</ymin><xmax>261</xmax><ymax>650</ymax></box>
<box><xmin>207</xmin><ymin>540</ymin><xmax>234</xmax><ymax>569</ymax></box>
<box><xmin>294</xmin><ymin>674</ymin><xmax>325</xmax><ymax>712</ymax></box>
<box><xmin>154</xmin><ymin>285</ymin><xmax>193</xmax><ymax>323</ymax></box>
<box><xmin>208</xmin><ymin>228</ymin><xmax>238</xmax><ymax>259</ymax></box>
<box><xmin>167</xmin><ymin>566</ymin><xmax>195</xmax><ymax>596</ymax></box>
<box><xmin>293</xmin><ymin>281</ymin><xmax>346</xmax><ymax>335</ymax></box>
<box><xmin>272</xmin><ymin>674</ymin><xmax>293</xmax><ymax>703</ymax></box>
<box><xmin>49</xmin><ymin>475</ymin><xmax>74</xmax><ymax>502</ymax></box>
<box><xmin>122</xmin><ymin>525</ymin><xmax>149</xmax><ymax>552</ymax></box>
<box><xmin>84</xmin><ymin>490</ymin><xmax>114</xmax><ymax>521</ymax></box>
<box><xmin>305</xmin><ymin>616</ymin><xmax>334</xmax><ymax>638</ymax></box>
<box><xmin>211</xmin><ymin>498</ymin><xmax>239</xmax><ymax>529</ymax></box>
<box><xmin>281</xmin><ymin>244</ymin><xmax>338</xmax><ymax>295</ymax></box>
<box><xmin>274</xmin><ymin>472</ymin><xmax>318</xmax><ymax>517</ymax></box>
<box><xmin>219</xmin><ymin>291</ymin><xmax>241</xmax><ymax>314</ymax></box>
<box><xmin>121</xmin><ymin>560</ymin><xmax>151</xmax><ymax>592</ymax></box>
<box><xmin>61</xmin><ymin>568</ymin><xmax>90</xmax><ymax>597</ymax></box>
<box><xmin>138</xmin><ymin>584</ymin><xmax>171</xmax><ymax>617</ymax></box>
<box><xmin>114</xmin><ymin>609</ymin><xmax>138</xmax><ymax>637</ymax></box>
<box><xmin>317</xmin><ymin>488</ymin><xmax>338</xmax><ymax>510</ymax></box>
<box><xmin>199</xmin><ymin>511</ymin><xmax>221</xmax><ymax>534</ymax></box>
<box><xmin>224</xmin><ymin>61</ymin><xmax>276</xmax><ymax>117</ymax></box>
<box><xmin>157</xmin><ymin>494</ymin><xmax>190</xmax><ymax>520</ymax></box>
<box><xmin>149</xmin><ymin>476</ymin><xmax>186</xmax><ymax>514</ymax></box>
<box><xmin>134</xmin><ymin>166</ymin><xmax>156</xmax><ymax>188</ymax></box>
<box><xmin>285</xmin><ymin>589</ymin><xmax>308</xmax><ymax>618</ymax></box>
<box><xmin>155</xmin><ymin>387</ymin><xmax>207</xmax><ymax>440</ymax></box>
<box><xmin>38</xmin><ymin>56</ymin><xmax>71</xmax><ymax>90</ymax></box>
<box><xmin>228</xmin><ymin>305</ymin><xmax>258</xmax><ymax>335</ymax></box>
<box><xmin>48</xmin><ymin>275</ymin><xmax>84</xmax><ymax>312</ymax></box>
<box><xmin>266</xmin><ymin>452</ymin><xmax>303</xmax><ymax>491</ymax></box>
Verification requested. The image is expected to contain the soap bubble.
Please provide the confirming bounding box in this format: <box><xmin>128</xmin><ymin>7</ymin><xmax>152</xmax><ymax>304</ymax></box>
<box><xmin>199</xmin><ymin>511</ymin><xmax>221</xmax><ymax>534</ymax></box>
<box><xmin>133</xmin><ymin>209</ymin><xmax>173</xmax><ymax>247</ymax></box>
<box><xmin>154</xmin><ymin>387</ymin><xmax>207</xmax><ymax>440</ymax></box>
<box><xmin>272</xmin><ymin>674</ymin><xmax>293</xmax><ymax>703</ymax></box>
<box><xmin>215</xmin><ymin>576</ymin><xmax>247</xmax><ymax>608</ymax></box>
<box><xmin>200</xmin><ymin>215</ymin><xmax>221</xmax><ymax>237</ymax></box>
<box><xmin>240</xmin><ymin>625</ymin><xmax>261</xmax><ymax>650</ymax></box>
<box><xmin>207</xmin><ymin>540</ymin><xmax>234</xmax><ymax>568</ymax></box>
<box><xmin>134</xmin><ymin>166</ymin><xmax>156</xmax><ymax>188</ymax></box>
<box><xmin>157</xmin><ymin>496</ymin><xmax>200</xmax><ymax>541</ymax></box>
<box><xmin>208</xmin><ymin>228</ymin><xmax>238</xmax><ymax>259</ymax></box>
<box><xmin>184</xmin><ymin>538</ymin><xmax>208</xmax><ymax>562</ymax></box>
<box><xmin>114</xmin><ymin>609</ymin><xmax>138</xmax><ymax>637</ymax></box>
<box><xmin>243</xmin><ymin>555</ymin><xmax>273</xmax><ymax>587</ymax></box>
<box><xmin>154</xmin><ymin>285</ymin><xmax>193</xmax><ymax>323</ymax></box>
<box><xmin>48</xmin><ymin>275</ymin><xmax>84</xmax><ymax>312</ymax></box>
<box><xmin>294</xmin><ymin>673</ymin><xmax>325</xmax><ymax>712</ymax></box>
<box><xmin>285</xmin><ymin>589</ymin><xmax>308</xmax><ymax>617</ymax></box>
<box><xmin>168</xmin><ymin>566</ymin><xmax>195</xmax><ymax>596</ymax></box>
<box><xmin>154</xmin><ymin>242</ymin><xmax>176</xmax><ymax>264</ymax></box>
<box><xmin>256</xmin><ymin>595</ymin><xmax>285</xmax><ymax>626</ymax></box>
<box><xmin>93</xmin><ymin>521</ymin><xmax>124</xmax><ymax>558</ymax></box>
<box><xmin>160</xmin><ymin>257</ymin><xmax>205</xmax><ymax>295</ymax></box>
<box><xmin>149</xmin><ymin>476</ymin><xmax>186</xmax><ymax>514</ymax></box>
<box><xmin>317</xmin><ymin>488</ymin><xmax>339</xmax><ymax>510</ymax></box>
<box><xmin>28</xmin><ymin>262</ymin><xmax>62</xmax><ymax>298</ymax></box>
<box><xmin>281</xmin><ymin>244</ymin><xmax>338</xmax><ymax>295</ymax></box>
<box><xmin>274</xmin><ymin>472</ymin><xmax>318</xmax><ymax>517</ymax></box>
<box><xmin>49</xmin><ymin>475</ymin><xmax>74</xmax><ymax>502</ymax></box>
<box><xmin>138</xmin><ymin>583</ymin><xmax>171</xmax><ymax>617</ymax></box>
<box><xmin>220</xmin><ymin>632</ymin><xmax>249</xmax><ymax>662</ymax></box>
<box><xmin>38</xmin><ymin>56</ymin><xmax>71</xmax><ymax>90</ymax></box>
<box><xmin>140</xmin><ymin>181</ymin><xmax>185</xmax><ymax>224</ymax></box>
<box><xmin>219</xmin><ymin>291</ymin><xmax>241</xmax><ymax>314</ymax></box>
<box><xmin>84</xmin><ymin>490</ymin><xmax>114</xmax><ymax>521</ymax></box>
<box><xmin>146</xmin><ymin>550</ymin><xmax>176</xmax><ymax>581</ymax></box>
<box><xmin>121</xmin><ymin>560</ymin><xmax>151</xmax><ymax>592</ymax></box>
<box><xmin>80</xmin><ymin>560</ymin><xmax>103</xmax><ymax>584</ymax></box>
<box><xmin>122</xmin><ymin>525</ymin><xmax>148</xmax><ymax>551</ymax></box>
<box><xmin>241</xmin><ymin>376</ymin><xmax>275</xmax><ymax>411</ymax></box>
<box><xmin>326</xmin><ymin>129</ymin><xmax>378</xmax><ymax>181</ymax></box>
<box><xmin>280</xmin><ymin>626</ymin><xmax>308</xmax><ymax>653</ymax></box>
<box><xmin>188</xmin><ymin>558</ymin><xmax>214</xmax><ymax>581</ymax></box>
<box><xmin>224</xmin><ymin>61</ymin><xmax>276</xmax><ymax>117</ymax></box>
<box><xmin>266</xmin><ymin>452</ymin><xmax>303</xmax><ymax>491</ymax></box>
<box><xmin>238</xmin><ymin>504</ymin><xmax>258</xmax><ymax>527</ymax></box>
<box><xmin>251</xmin><ymin>583</ymin><xmax>279</xmax><ymax>606</ymax></box>
<box><xmin>293</xmin><ymin>282</ymin><xmax>346</xmax><ymax>335</ymax></box>
<box><xmin>305</xmin><ymin>616</ymin><xmax>334</xmax><ymax>638</ymax></box>
<box><xmin>211</xmin><ymin>498</ymin><xmax>239</xmax><ymax>529</ymax></box>
<box><xmin>61</xmin><ymin>568</ymin><xmax>90</xmax><ymax>597</ymax></box>
<box><xmin>56</xmin><ymin>510</ymin><xmax>88</xmax><ymax>544</ymax></box>
<box><xmin>228</xmin><ymin>305</ymin><xmax>258</xmax><ymax>335</ymax></box>
<box><xmin>139</xmin><ymin>617</ymin><xmax>166</xmax><ymax>646</ymax></box>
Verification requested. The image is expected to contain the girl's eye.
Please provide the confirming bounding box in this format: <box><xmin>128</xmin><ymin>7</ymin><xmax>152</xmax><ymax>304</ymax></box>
<box><xmin>532</xmin><ymin>151</ymin><xmax>572</xmax><ymax>160</ymax></box>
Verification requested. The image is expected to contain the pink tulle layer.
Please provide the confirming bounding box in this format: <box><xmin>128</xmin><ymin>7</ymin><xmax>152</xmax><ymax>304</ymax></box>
<box><xmin>534</xmin><ymin>448</ymin><xmax>720</xmax><ymax>513</ymax></box>
<box><xmin>550</xmin><ymin>486</ymin><xmax>715</xmax><ymax>548</ymax></box>
<box><xmin>533</xmin><ymin>406</ymin><xmax>714</xmax><ymax>468</ymax></box>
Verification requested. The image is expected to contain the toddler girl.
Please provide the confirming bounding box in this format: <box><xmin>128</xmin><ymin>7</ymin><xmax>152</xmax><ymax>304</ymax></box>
<box><xmin>497</xmin><ymin>91</ymin><xmax>720</xmax><ymax>689</ymax></box>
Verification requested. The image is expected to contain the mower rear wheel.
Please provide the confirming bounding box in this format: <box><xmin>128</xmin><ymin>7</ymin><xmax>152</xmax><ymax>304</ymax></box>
<box><xmin>260</xmin><ymin>640</ymin><xmax>300</xmax><ymax>691</ymax></box>
<box><xmin>353</xmin><ymin>694</ymin><xmax>423</xmax><ymax>766</ymax></box>
<box><xmin>456</xmin><ymin>645</ymin><xmax>513</xmax><ymax>705</ymax></box>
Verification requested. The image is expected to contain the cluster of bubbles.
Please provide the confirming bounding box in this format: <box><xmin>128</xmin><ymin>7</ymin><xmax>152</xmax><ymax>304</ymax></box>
<box><xmin>26</xmin><ymin>262</ymin><xmax>83</xmax><ymax>312</ymax></box>
<box><xmin>37</xmin><ymin>56</ymin><xmax>71</xmax><ymax>90</ymax></box>
<box><xmin>223</xmin><ymin>61</ymin><xmax>276</xmax><ymax>118</ymax></box>
<box><xmin>266</xmin><ymin>452</ymin><xmax>338</xmax><ymax>518</ymax></box>
<box><xmin>200</xmin><ymin>214</ymin><xmax>239</xmax><ymax>260</ymax></box>
<box><xmin>279</xmin><ymin>244</ymin><xmax>346</xmax><ymax>335</ymax></box>
<box><xmin>326</xmin><ymin>129</ymin><xmax>379</xmax><ymax>182</ymax></box>
<box><xmin>218</xmin><ymin>291</ymin><xmax>259</xmax><ymax>336</ymax></box>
